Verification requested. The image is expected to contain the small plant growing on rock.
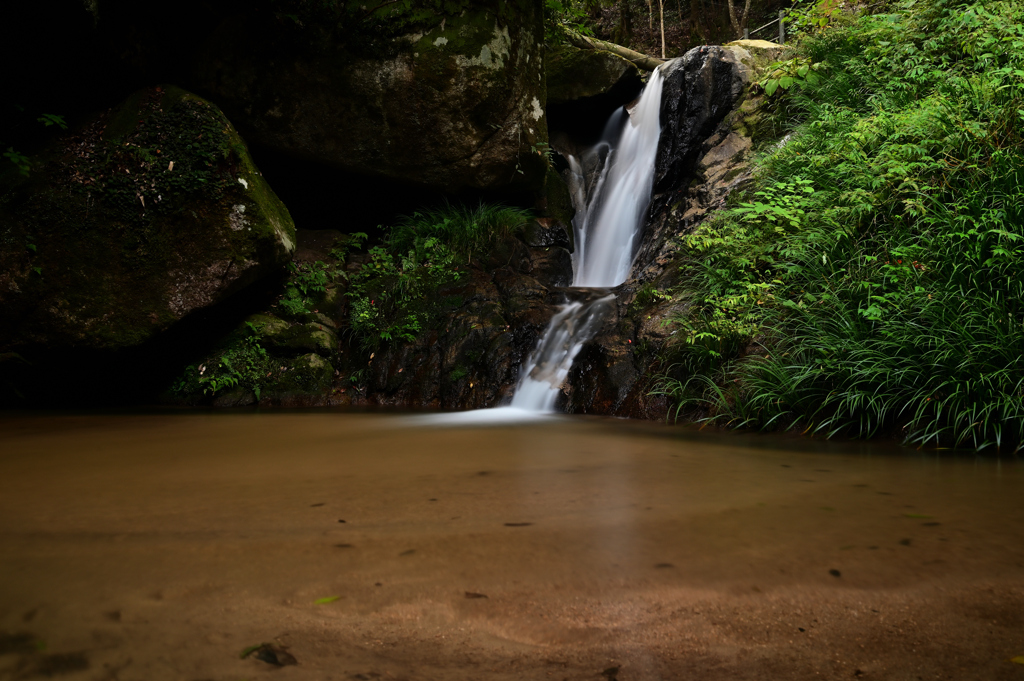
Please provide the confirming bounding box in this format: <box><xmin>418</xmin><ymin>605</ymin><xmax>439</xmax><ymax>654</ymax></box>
<box><xmin>172</xmin><ymin>323</ymin><xmax>274</xmax><ymax>401</ymax></box>
<box><xmin>346</xmin><ymin>202</ymin><xmax>531</xmax><ymax>351</ymax></box>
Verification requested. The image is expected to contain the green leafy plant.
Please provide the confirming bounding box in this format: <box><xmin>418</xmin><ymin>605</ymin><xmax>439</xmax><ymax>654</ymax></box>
<box><xmin>4</xmin><ymin>147</ymin><xmax>30</xmax><ymax>176</ymax></box>
<box><xmin>347</xmin><ymin>236</ymin><xmax>460</xmax><ymax>348</ymax></box>
<box><xmin>758</xmin><ymin>58</ymin><xmax>824</xmax><ymax>97</ymax></box>
<box><xmin>173</xmin><ymin>323</ymin><xmax>274</xmax><ymax>400</ymax></box>
<box><xmin>657</xmin><ymin>0</ymin><xmax>1024</xmax><ymax>452</ymax></box>
<box><xmin>278</xmin><ymin>261</ymin><xmax>334</xmax><ymax>316</ymax></box>
<box><xmin>386</xmin><ymin>202</ymin><xmax>531</xmax><ymax>265</ymax></box>
<box><xmin>36</xmin><ymin>114</ymin><xmax>67</xmax><ymax>130</ymax></box>
<box><xmin>345</xmin><ymin>202</ymin><xmax>530</xmax><ymax>351</ymax></box>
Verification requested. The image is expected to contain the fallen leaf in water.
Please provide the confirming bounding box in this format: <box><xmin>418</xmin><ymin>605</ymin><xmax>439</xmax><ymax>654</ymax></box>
<box><xmin>465</xmin><ymin>592</ymin><xmax>488</xmax><ymax>599</ymax></box>
<box><xmin>314</xmin><ymin>596</ymin><xmax>341</xmax><ymax>604</ymax></box>
<box><xmin>829</xmin><ymin>569</ymin><xmax>842</xmax><ymax>578</ymax></box>
<box><xmin>240</xmin><ymin>644</ymin><xmax>262</xmax><ymax>659</ymax></box>
<box><xmin>504</xmin><ymin>522</ymin><xmax>532</xmax><ymax>527</ymax></box>
<box><xmin>1011</xmin><ymin>656</ymin><xmax>1024</xmax><ymax>665</ymax></box>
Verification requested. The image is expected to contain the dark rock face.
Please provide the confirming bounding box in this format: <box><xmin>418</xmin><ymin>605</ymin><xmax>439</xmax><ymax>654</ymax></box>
<box><xmin>546</xmin><ymin>45</ymin><xmax>643</xmax><ymax>106</ymax></box>
<box><xmin>192</xmin><ymin>1</ymin><xmax>548</xmax><ymax>194</ymax></box>
<box><xmin>345</xmin><ymin>236</ymin><xmax>572</xmax><ymax>411</ymax></box>
<box><xmin>653</xmin><ymin>45</ymin><xmax>751</xmax><ymax>195</ymax></box>
<box><xmin>0</xmin><ymin>85</ymin><xmax>295</xmax><ymax>353</ymax></box>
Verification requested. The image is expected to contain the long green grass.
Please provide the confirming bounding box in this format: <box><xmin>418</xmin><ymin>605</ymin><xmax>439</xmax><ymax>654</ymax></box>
<box><xmin>387</xmin><ymin>202</ymin><xmax>532</xmax><ymax>264</ymax></box>
<box><xmin>657</xmin><ymin>0</ymin><xmax>1024</xmax><ymax>452</ymax></box>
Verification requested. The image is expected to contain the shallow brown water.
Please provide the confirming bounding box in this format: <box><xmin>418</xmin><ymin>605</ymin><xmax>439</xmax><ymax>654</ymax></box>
<box><xmin>0</xmin><ymin>413</ymin><xmax>1022</xmax><ymax>681</ymax></box>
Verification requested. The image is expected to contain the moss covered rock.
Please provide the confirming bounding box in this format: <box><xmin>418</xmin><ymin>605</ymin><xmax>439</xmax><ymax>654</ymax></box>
<box><xmin>0</xmin><ymin>85</ymin><xmax>295</xmax><ymax>351</ymax></box>
<box><xmin>274</xmin><ymin>353</ymin><xmax>335</xmax><ymax>395</ymax></box>
<box><xmin>193</xmin><ymin>0</ymin><xmax>547</xmax><ymax>193</ymax></box>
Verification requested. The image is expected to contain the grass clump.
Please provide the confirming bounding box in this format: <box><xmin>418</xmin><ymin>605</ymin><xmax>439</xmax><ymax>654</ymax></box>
<box><xmin>656</xmin><ymin>0</ymin><xmax>1024</xmax><ymax>452</ymax></box>
<box><xmin>386</xmin><ymin>202</ymin><xmax>532</xmax><ymax>264</ymax></box>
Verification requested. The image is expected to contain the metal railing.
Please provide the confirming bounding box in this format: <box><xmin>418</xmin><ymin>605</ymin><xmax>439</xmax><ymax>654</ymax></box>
<box><xmin>742</xmin><ymin>10</ymin><xmax>786</xmax><ymax>44</ymax></box>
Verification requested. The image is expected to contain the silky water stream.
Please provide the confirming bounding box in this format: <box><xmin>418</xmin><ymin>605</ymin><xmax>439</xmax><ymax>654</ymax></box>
<box><xmin>455</xmin><ymin>66</ymin><xmax>665</xmax><ymax>420</ymax></box>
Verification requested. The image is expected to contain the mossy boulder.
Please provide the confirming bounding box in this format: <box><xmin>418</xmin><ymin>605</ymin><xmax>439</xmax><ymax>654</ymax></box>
<box><xmin>274</xmin><ymin>353</ymin><xmax>335</xmax><ymax>395</ymax></box>
<box><xmin>0</xmin><ymin>85</ymin><xmax>295</xmax><ymax>352</ymax></box>
<box><xmin>546</xmin><ymin>44</ymin><xmax>643</xmax><ymax>106</ymax></box>
<box><xmin>193</xmin><ymin>0</ymin><xmax>548</xmax><ymax>193</ymax></box>
<box><xmin>261</xmin><ymin>320</ymin><xmax>338</xmax><ymax>357</ymax></box>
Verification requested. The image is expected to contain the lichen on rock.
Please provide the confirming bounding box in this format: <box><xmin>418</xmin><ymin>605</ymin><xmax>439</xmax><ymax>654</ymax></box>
<box><xmin>193</xmin><ymin>0</ymin><xmax>549</xmax><ymax>193</ymax></box>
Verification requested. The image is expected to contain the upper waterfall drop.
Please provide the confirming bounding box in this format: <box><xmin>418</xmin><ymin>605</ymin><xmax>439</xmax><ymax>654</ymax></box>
<box><xmin>409</xmin><ymin>65</ymin><xmax>668</xmax><ymax>423</ymax></box>
<box><xmin>504</xmin><ymin>65</ymin><xmax>666</xmax><ymax>412</ymax></box>
<box><xmin>572</xmin><ymin>67</ymin><xmax>665</xmax><ymax>288</ymax></box>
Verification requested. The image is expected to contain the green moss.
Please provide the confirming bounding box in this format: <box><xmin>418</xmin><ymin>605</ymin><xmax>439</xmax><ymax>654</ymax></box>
<box><xmin>273</xmin><ymin>353</ymin><xmax>334</xmax><ymax>394</ymax></box>
<box><xmin>0</xmin><ymin>85</ymin><xmax>295</xmax><ymax>351</ymax></box>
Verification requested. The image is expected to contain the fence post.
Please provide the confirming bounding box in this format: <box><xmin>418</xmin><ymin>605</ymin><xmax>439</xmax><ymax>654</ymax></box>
<box><xmin>743</xmin><ymin>28</ymin><xmax>749</xmax><ymax>40</ymax></box>
<box><xmin>779</xmin><ymin>10</ymin><xmax>785</xmax><ymax>44</ymax></box>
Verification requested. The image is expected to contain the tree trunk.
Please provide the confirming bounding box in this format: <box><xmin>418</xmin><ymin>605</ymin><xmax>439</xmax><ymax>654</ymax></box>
<box><xmin>613</xmin><ymin>0</ymin><xmax>634</xmax><ymax>47</ymax></box>
<box><xmin>560</xmin><ymin>26</ymin><xmax>666</xmax><ymax>71</ymax></box>
<box><xmin>658</xmin><ymin>0</ymin><xmax>666</xmax><ymax>58</ymax></box>
<box><xmin>728</xmin><ymin>0</ymin><xmax>752</xmax><ymax>38</ymax></box>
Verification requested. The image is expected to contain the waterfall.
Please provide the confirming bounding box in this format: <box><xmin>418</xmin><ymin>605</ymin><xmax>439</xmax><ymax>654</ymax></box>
<box><xmin>410</xmin><ymin>67</ymin><xmax>664</xmax><ymax>424</ymax></box>
<box><xmin>508</xmin><ymin>67</ymin><xmax>665</xmax><ymax>412</ymax></box>
<box><xmin>572</xmin><ymin>69</ymin><xmax>665</xmax><ymax>288</ymax></box>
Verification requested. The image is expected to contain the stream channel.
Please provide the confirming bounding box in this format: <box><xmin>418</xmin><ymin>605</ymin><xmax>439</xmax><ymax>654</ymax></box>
<box><xmin>1</xmin><ymin>412</ymin><xmax>1023</xmax><ymax>680</ymax></box>
<box><xmin>2</xmin><ymin>55</ymin><xmax>1023</xmax><ymax>681</ymax></box>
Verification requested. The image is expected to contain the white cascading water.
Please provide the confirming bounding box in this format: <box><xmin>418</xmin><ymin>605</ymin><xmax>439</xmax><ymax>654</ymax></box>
<box><xmin>409</xmin><ymin>67</ymin><xmax>665</xmax><ymax>424</ymax></box>
<box><xmin>509</xmin><ymin>67</ymin><xmax>665</xmax><ymax>412</ymax></box>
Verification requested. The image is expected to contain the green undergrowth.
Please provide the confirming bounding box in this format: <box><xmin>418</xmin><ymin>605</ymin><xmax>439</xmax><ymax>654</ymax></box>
<box><xmin>657</xmin><ymin>0</ymin><xmax>1024</xmax><ymax>452</ymax></box>
<box><xmin>171</xmin><ymin>201</ymin><xmax>532</xmax><ymax>401</ymax></box>
<box><xmin>348</xmin><ymin>202</ymin><xmax>531</xmax><ymax>351</ymax></box>
<box><xmin>172</xmin><ymin>322</ymin><xmax>276</xmax><ymax>401</ymax></box>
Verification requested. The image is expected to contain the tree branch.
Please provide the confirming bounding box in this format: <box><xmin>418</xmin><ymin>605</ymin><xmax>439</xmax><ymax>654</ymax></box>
<box><xmin>559</xmin><ymin>26</ymin><xmax>666</xmax><ymax>71</ymax></box>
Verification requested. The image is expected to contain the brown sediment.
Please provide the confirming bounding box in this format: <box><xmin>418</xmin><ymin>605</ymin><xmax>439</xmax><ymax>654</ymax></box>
<box><xmin>0</xmin><ymin>413</ymin><xmax>1022</xmax><ymax>680</ymax></box>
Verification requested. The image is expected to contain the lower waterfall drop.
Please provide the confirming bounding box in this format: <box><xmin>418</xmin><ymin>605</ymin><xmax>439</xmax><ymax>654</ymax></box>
<box><xmin>508</xmin><ymin>67</ymin><xmax>665</xmax><ymax>412</ymax></box>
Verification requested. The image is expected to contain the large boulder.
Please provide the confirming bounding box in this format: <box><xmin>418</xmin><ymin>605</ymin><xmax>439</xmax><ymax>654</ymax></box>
<box><xmin>653</xmin><ymin>45</ymin><xmax>751</xmax><ymax>194</ymax></box>
<box><xmin>546</xmin><ymin>44</ymin><xmax>643</xmax><ymax>106</ymax></box>
<box><xmin>0</xmin><ymin>85</ymin><xmax>295</xmax><ymax>352</ymax></box>
<box><xmin>192</xmin><ymin>0</ymin><xmax>548</xmax><ymax>193</ymax></box>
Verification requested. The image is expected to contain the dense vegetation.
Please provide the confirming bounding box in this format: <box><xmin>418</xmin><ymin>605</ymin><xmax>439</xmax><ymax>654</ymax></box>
<box><xmin>348</xmin><ymin>203</ymin><xmax>531</xmax><ymax>350</ymax></box>
<box><xmin>172</xmin><ymin>203</ymin><xmax>531</xmax><ymax>401</ymax></box>
<box><xmin>657</xmin><ymin>0</ymin><xmax>1024</xmax><ymax>452</ymax></box>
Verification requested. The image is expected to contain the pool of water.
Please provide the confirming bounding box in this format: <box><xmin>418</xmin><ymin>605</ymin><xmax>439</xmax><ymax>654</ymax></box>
<box><xmin>0</xmin><ymin>412</ymin><xmax>1022</xmax><ymax>680</ymax></box>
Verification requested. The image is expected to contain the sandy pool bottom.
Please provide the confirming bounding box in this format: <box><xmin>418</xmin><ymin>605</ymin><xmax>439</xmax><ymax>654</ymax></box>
<box><xmin>0</xmin><ymin>413</ymin><xmax>1022</xmax><ymax>680</ymax></box>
